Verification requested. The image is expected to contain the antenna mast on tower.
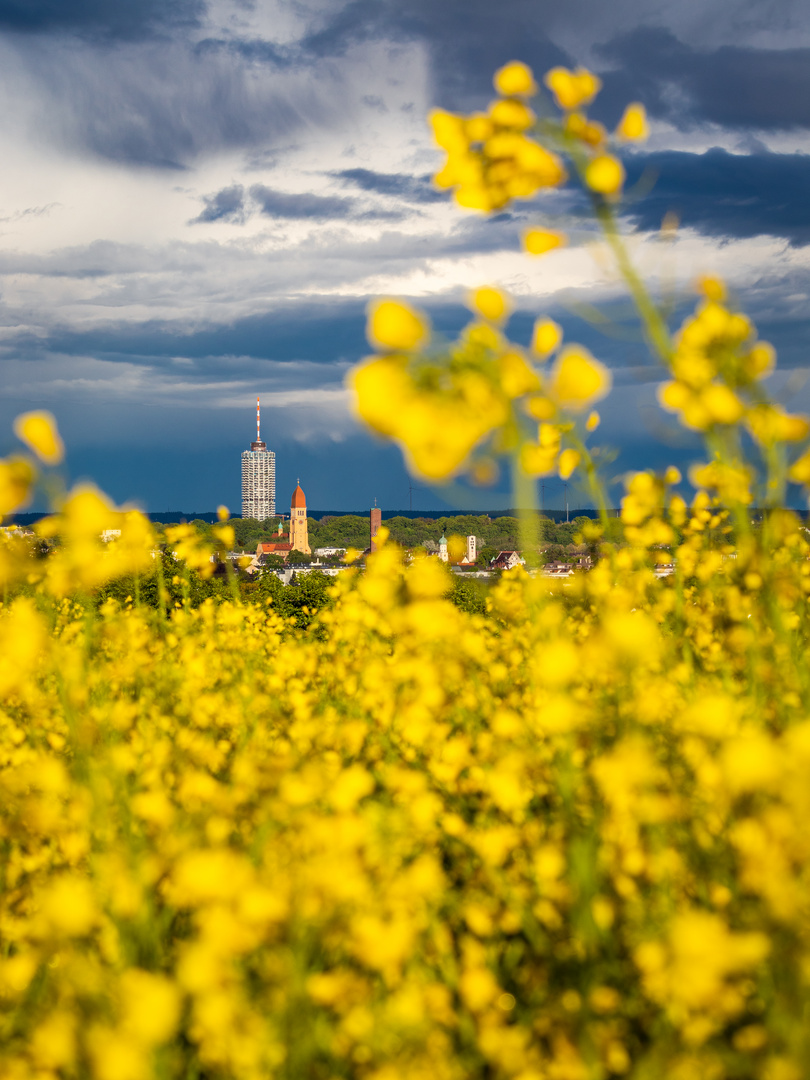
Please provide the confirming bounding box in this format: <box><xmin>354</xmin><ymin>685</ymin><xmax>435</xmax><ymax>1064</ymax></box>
<box><xmin>257</xmin><ymin>396</ymin><xmax>261</xmax><ymax>443</ymax></box>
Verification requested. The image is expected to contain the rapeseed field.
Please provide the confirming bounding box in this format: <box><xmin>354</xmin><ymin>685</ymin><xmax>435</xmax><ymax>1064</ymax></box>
<box><xmin>2</xmin><ymin>62</ymin><xmax>810</xmax><ymax>1080</ymax></box>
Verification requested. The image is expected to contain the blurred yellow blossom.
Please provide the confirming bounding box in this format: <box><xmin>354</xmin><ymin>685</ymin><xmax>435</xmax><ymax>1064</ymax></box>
<box><xmin>616</xmin><ymin>103</ymin><xmax>648</xmax><ymax>140</ymax></box>
<box><xmin>367</xmin><ymin>299</ymin><xmax>430</xmax><ymax>351</ymax></box>
<box><xmin>13</xmin><ymin>410</ymin><xmax>64</xmax><ymax>465</ymax></box>
<box><xmin>544</xmin><ymin>66</ymin><xmax>602</xmax><ymax>110</ymax></box>
<box><xmin>493</xmin><ymin>61</ymin><xmax>538</xmax><ymax>97</ymax></box>
<box><xmin>523</xmin><ymin>229</ymin><xmax>566</xmax><ymax>256</ymax></box>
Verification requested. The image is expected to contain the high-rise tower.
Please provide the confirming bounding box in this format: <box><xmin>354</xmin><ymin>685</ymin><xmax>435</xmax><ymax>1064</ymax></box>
<box><xmin>241</xmin><ymin>397</ymin><xmax>276</xmax><ymax>520</ymax></box>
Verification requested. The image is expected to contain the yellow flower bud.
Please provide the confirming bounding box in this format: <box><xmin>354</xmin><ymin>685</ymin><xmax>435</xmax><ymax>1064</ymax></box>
<box><xmin>745</xmin><ymin>341</ymin><xmax>775</xmax><ymax>380</ymax></box>
<box><xmin>494</xmin><ymin>61</ymin><xmax>538</xmax><ymax>97</ymax></box>
<box><xmin>217</xmin><ymin>505</ymin><xmax>229</xmax><ymax>522</ymax></box>
<box><xmin>697</xmin><ymin>276</ymin><xmax>726</xmax><ymax>302</ymax></box>
<box><xmin>367</xmin><ymin>299</ymin><xmax>429</xmax><ymax>351</ymax></box>
<box><xmin>664</xmin><ymin>466</ymin><xmax>681</xmax><ymax>485</ymax></box>
<box><xmin>13</xmin><ymin>411</ymin><xmax>64</xmax><ymax>465</ymax></box>
<box><xmin>586</xmin><ymin>410</ymin><xmax>600</xmax><ymax>432</ymax></box>
<box><xmin>616</xmin><ymin>103</ymin><xmax>648</xmax><ymax>140</ymax></box>
<box><xmin>523</xmin><ymin>229</ymin><xmax>565</xmax><ymax>256</ymax></box>
<box><xmin>584</xmin><ymin>154</ymin><xmax>625</xmax><ymax>197</ymax></box>
<box><xmin>469</xmin><ymin>286</ymin><xmax>510</xmax><ymax>323</ymax></box>
<box><xmin>531</xmin><ymin>317</ymin><xmax>563</xmax><ymax>356</ymax></box>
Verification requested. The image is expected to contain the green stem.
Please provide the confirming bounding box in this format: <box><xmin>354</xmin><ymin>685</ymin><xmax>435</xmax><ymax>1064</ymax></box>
<box><xmin>593</xmin><ymin>201</ymin><xmax>673</xmax><ymax>366</ymax></box>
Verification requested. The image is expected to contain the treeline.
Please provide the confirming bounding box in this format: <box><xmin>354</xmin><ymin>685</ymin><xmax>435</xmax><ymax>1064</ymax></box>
<box><xmin>171</xmin><ymin>514</ymin><xmax>626</xmax><ymax>555</ymax></box>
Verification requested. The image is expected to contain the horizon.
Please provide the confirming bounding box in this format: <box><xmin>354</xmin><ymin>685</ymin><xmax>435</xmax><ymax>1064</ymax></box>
<box><xmin>1</xmin><ymin>1</ymin><xmax>810</xmax><ymax>510</ymax></box>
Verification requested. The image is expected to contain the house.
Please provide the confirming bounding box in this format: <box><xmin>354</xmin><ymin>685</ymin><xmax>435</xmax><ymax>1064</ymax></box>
<box><xmin>255</xmin><ymin>541</ymin><xmax>293</xmax><ymax>564</ymax></box>
<box><xmin>491</xmin><ymin>551</ymin><xmax>525</xmax><ymax>571</ymax></box>
<box><xmin>541</xmin><ymin>561</ymin><xmax>574</xmax><ymax>577</ymax></box>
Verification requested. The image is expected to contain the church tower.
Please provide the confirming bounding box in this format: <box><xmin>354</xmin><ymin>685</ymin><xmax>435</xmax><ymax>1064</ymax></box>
<box><xmin>289</xmin><ymin>481</ymin><xmax>311</xmax><ymax>555</ymax></box>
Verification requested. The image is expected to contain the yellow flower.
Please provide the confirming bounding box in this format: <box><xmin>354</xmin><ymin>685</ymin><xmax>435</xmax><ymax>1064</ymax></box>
<box><xmin>0</xmin><ymin>455</ymin><xmax>35</xmax><ymax>516</ymax></box>
<box><xmin>746</xmin><ymin>404</ymin><xmax>810</xmax><ymax>445</ymax></box>
<box><xmin>349</xmin><ymin>355</ymin><xmax>412</xmax><ymax>437</ymax></box>
<box><xmin>489</xmin><ymin>98</ymin><xmax>535</xmax><ymax>130</ymax></box>
<box><xmin>616</xmin><ymin>103</ymin><xmax>648</xmax><ymax>140</ymax></box>
<box><xmin>690</xmin><ymin>460</ymin><xmax>753</xmax><ymax>505</ymax></box>
<box><xmin>494</xmin><ymin>61</ymin><xmax>538</xmax><ymax>97</ymax></box>
<box><xmin>558</xmin><ymin>448</ymin><xmax>580</xmax><ymax>479</ymax></box>
<box><xmin>549</xmin><ymin>346</ymin><xmax>612</xmax><ymax>412</ymax></box>
<box><xmin>470</xmin><ymin>286</ymin><xmax>510</xmax><ymax>323</ymax></box>
<box><xmin>585</xmin><ymin>154</ymin><xmax>625</xmax><ymax>197</ymax></box>
<box><xmin>13</xmin><ymin>410</ymin><xmax>64</xmax><ymax>465</ymax></box>
<box><xmin>789</xmin><ymin>449</ymin><xmax>810</xmax><ymax>485</ymax></box>
<box><xmin>520</xmin><ymin>442</ymin><xmax>558</xmax><ymax>476</ymax></box>
<box><xmin>586</xmin><ymin>410</ymin><xmax>600</xmax><ymax>431</ymax></box>
<box><xmin>526</xmin><ymin>394</ymin><xmax>557</xmax><ymax>419</ymax></box>
<box><xmin>531</xmin><ymin>317</ymin><xmax>563</xmax><ymax>356</ymax></box>
<box><xmin>120</xmin><ymin>969</ymin><xmax>181</xmax><ymax>1046</ymax></box>
<box><xmin>523</xmin><ymin>229</ymin><xmax>565</xmax><ymax>256</ymax></box>
<box><xmin>498</xmin><ymin>350</ymin><xmax>541</xmax><ymax>397</ymax></box>
<box><xmin>544</xmin><ymin>66</ymin><xmax>602</xmax><ymax>111</ymax></box>
<box><xmin>429</xmin><ymin>109</ymin><xmax>468</xmax><ymax>152</ymax></box>
<box><xmin>565</xmin><ymin>111</ymin><xmax>606</xmax><ymax>146</ymax></box>
<box><xmin>700</xmin><ymin>383</ymin><xmax>745</xmax><ymax>425</ymax></box>
<box><xmin>367</xmin><ymin>299</ymin><xmax>430</xmax><ymax>351</ymax></box>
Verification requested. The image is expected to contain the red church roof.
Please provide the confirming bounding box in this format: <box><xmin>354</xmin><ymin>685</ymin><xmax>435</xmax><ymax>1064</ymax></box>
<box><xmin>258</xmin><ymin>542</ymin><xmax>292</xmax><ymax>553</ymax></box>
<box><xmin>291</xmin><ymin>483</ymin><xmax>306</xmax><ymax>509</ymax></box>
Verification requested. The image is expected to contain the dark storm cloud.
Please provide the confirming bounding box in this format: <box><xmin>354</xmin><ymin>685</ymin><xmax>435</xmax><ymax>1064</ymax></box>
<box><xmin>624</xmin><ymin>147</ymin><xmax>810</xmax><ymax>246</ymax></box>
<box><xmin>248</xmin><ymin>185</ymin><xmax>356</xmax><ymax>220</ymax></box>
<box><xmin>191</xmin><ymin>184</ymin><xmax>247</xmax><ymax>224</ymax></box>
<box><xmin>0</xmin><ymin>0</ymin><xmax>203</xmax><ymax>39</ymax></box>
<box><xmin>298</xmin><ymin>0</ymin><xmax>569</xmax><ymax>109</ymax></box>
<box><xmin>333</xmin><ymin>168</ymin><xmax>446</xmax><ymax>204</ymax></box>
<box><xmin>596</xmin><ymin>28</ymin><xmax>810</xmax><ymax>131</ymax></box>
<box><xmin>189</xmin><ymin>182</ymin><xmax>414</xmax><ymax>223</ymax></box>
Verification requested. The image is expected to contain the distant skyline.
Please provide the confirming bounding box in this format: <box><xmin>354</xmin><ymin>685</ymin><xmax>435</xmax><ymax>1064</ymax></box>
<box><xmin>1</xmin><ymin>0</ymin><xmax>810</xmax><ymax>511</ymax></box>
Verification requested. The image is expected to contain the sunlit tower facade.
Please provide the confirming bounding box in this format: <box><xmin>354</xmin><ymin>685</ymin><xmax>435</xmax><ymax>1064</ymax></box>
<box><xmin>241</xmin><ymin>397</ymin><xmax>276</xmax><ymax>520</ymax></box>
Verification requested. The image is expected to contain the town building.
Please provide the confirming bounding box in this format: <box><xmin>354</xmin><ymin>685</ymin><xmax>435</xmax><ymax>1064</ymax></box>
<box><xmin>241</xmin><ymin>397</ymin><xmax>276</xmax><ymax>520</ymax></box>
<box><xmin>314</xmin><ymin>546</ymin><xmax>346</xmax><ymax>559</ymax></box>
<box><xmin>289</xmin><ymin>481</ymin><xmax>311</xmax><ymax>555</ymax></box>
<box><xmin>491</xmin><ymin>550</ymin><xmax>525</xmax><ymax>571</ymax></box>
<box><xmin>255</xmin><ymin>541</ymin><xmax>293</xmax><ymax>563</ymax></box>
<box><xmin>438</xmin><ymin>535</ymin><xmax>448</xmax><ymax>562</ymax></box>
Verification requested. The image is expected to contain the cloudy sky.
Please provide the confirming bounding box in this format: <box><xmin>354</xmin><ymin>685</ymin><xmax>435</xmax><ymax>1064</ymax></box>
<box><xmin>2</xmin><ymin>0</ymin><xmax>810</xmax><ymax>512</ymax></box>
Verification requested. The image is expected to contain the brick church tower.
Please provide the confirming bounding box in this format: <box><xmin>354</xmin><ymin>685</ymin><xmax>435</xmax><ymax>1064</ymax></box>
<box><xmin>370</xmin><ymin>505</ymin><xmax>382</xmax><ymax>553</ymax></box>
<box><xmin>289</xmin><ymin>481</ymin><xmax>311</xmax><ymax>555</ymax></box>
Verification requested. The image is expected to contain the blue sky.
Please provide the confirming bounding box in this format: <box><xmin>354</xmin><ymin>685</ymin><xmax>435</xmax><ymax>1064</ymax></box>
<box><xmin>1</xmin><ymin>0</ymin><xmax>809</xmax><ymax>512</ymax></box>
